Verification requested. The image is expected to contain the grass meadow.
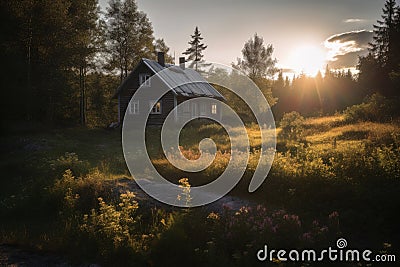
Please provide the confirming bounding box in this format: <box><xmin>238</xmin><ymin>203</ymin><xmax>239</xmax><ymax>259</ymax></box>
<box><xmin>0</xmin><ymin>115</ymin><xmax>399</xmax><ymax>266</ymax></box>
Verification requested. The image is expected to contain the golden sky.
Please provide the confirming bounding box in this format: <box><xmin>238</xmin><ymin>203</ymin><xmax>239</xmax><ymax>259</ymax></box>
<box><xmin>100</xmin><ymin>0</ymin><xmax>387</xmax><ymax>75</ymax></box>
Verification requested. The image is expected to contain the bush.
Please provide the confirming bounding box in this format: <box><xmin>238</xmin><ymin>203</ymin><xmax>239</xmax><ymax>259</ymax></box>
<box><xmin>50</xmin><ymin>169</ymin><xmax>109</xmax><ymax>214</ymax></box>
<box><xmin>344</xmin><ymin>93</ymin><xmax>395</xmax><ymax>123</ymax></box>
<box><xmin>279</xmin><ymin>111</ymin><xmax>305</xmax><ymax>141</ymax></box>
<box><xmin>187</xmin><ymin>206</ymin><xmax>341</xmax><ymax>266</ymax></box>
<box><xmin>49</xmin><ymin>152</ymin><xmax>90</xmax><ymax>177</ymax></box>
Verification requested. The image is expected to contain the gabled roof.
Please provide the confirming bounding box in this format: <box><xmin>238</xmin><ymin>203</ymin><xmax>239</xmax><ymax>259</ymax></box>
<box><xmin>113</xmin><ymin>58</ymin><xmax>225</xmax><ymax>100</ymax></box>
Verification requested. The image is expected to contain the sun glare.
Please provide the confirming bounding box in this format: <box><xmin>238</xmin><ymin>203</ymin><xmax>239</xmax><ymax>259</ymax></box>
<box><xmin>289</xmin><ymin>45</ymin><xmax>326</xmax><ymax>77</ymax></box>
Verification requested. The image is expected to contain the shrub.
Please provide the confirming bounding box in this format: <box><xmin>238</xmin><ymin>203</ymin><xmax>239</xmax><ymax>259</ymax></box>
<box><xmin>49</xmin><ymin>152</ymin><xmax>90</xmax><ymax>177</ymax></box>
<box><xmin>80</xmin><ymin>192</ymin><xmax>139</xmax><ymax>250</ymax></box>
<box><xmin>344</xmin><ymin>93</ymin><xmax>395</xmax><ymax>123</ymax></box>
<box><xmin>50</xmin><ymin>169</ymin><xmax>108</xmax><ymax>214</ymax></box>
<box><xmin>280</xmin><ymin>111</ymin><xmax>305</xmax><ymax>141</ymax></box>
<box><xmin>190</xmin><ymin>206</ymin><xmax>341</xmax><ymax>266</ymax></box>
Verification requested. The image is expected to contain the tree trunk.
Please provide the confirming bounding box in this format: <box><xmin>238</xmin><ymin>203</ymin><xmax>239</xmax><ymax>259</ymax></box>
<box><xmin>27</xmin><ymin>15</ymin><xmax>33</xmax><ymax>121</ymax></box>
<box><xmin>80</xmin><ymin>66</ymin><xmax>86</xmax><ymax>126</ymax></box>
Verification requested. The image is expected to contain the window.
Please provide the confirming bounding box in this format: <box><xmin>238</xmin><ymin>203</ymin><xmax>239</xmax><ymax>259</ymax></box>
<box><xmin>191</xmin><ymin>103</ymin><xmax>198</xmax><ymax>117</ymax></box>
<box><xmin>150</xmin><ymin>100</ymin><xmax>162</xmax><ymax>114</ymax></box>
<box><xmin>128</xmin><ymin>101</ymin><xmax>139</xmax><ymax>115</ymax></box>
<box><xmin>182</xmin><ymin>101</ymin><xmax>190</xmax><ymax>113</ymax></box>
<box><xmin>139</xmin><ymin>73</ymin><xmax>151</xmax><ymax>86</ymax></box>
<box><xmin>200</xmin><ymin>103</ymin><xmax>207</xmax><ymax>115</ymax></box>
<box><xmin>211</xmin><ymin>104</ymin><xmax>217</xmax><ymax>114</ymax></box>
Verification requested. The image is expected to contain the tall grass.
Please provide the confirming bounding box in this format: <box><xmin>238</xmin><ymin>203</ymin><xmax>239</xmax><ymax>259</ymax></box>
<box><xmin>0</xmin><ymin>120</ymin><xmax>399</xmax><ymax>266</ymax></box>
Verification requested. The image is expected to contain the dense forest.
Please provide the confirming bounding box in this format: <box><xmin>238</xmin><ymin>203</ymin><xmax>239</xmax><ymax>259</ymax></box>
<box><xmin>0</xmin><ymin>0</ymin><xmax>171</xmax><ymax>128</ymax></box>
<box><xmin>1</xmin><ymin>0</ymin><xmax>400</xmax><ymax>129</ymax></box>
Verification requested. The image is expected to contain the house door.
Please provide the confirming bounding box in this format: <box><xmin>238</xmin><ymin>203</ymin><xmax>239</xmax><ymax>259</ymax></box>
<box><xmin>191</xmin><ymin>102</ymin><xmax>198</xmax><ymax>117</ymax></box>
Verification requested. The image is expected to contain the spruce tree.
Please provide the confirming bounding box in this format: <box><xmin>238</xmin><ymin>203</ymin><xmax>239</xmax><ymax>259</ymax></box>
<box><xmin>358</xmin><ymin>0</ymin><xmax>400</xmax><ymax>96</ymax></box>
<box><xmin>370</xmin><ymin>0</ymin><xmax>398</xmax><ymax>70</ymax></box>
<box><xmin>183</xmin><ymin>26</ymin><xmax>208</xmax><ymax>70</ymax></box>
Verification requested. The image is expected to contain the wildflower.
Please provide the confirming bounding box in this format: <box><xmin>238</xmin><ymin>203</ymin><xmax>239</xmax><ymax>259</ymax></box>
<box><xmin>302</xmin><ymin>232</ymin><xmax>313</xmax><ymax>241</ymax></box>
<box><xmin>239</xmin><ymin>206</ymin><xmax>249</xmax><ymax>214</ymax></box>
<box><xmin>383</xmin><ymin>243</ymin><xmax>392</xmax><ymax>249</ymax></box>
<box><xmin>256</xmin><ymin>205</ymin><xmax>267</xmax><ymax>214</ymax></box>
<box><xmin>207</xmin><ymin>212</ymin><xmax>219</xmax><ymax>220</ymax></box>
<box><xmin>222</xmin><ymin>203</ymin><xmax>232</xmax><ymax>210</ymax></box>
<box><xmin>329</xmin><ymin>211</ymin><xmax>339</xmax><ymax>219</ymax></box>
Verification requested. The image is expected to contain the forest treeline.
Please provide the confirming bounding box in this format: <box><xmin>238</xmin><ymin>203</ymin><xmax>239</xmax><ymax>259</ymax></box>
<box><xmin>0</xmin><ymin>0</ymin><xmax>171</xmax><ymax>127</ymax></box>
<box><xmin>1</xmin><ymin>0</ymin><xmax>399</xmax><ymax>128</ymax></box>
<box><xmin>271</xmin><ymin>68</ymin><xmax>358</xmax><ymax>119</ymax></box>
<box><xmin>273</xmin><ymin>0</ymin><xmax>400</xmax><ymax>119</ymax></box>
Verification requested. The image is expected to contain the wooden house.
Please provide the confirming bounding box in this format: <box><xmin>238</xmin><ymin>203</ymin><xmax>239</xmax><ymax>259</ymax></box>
<box><xmin>113</xmin><ymin>52</ymin><xmax>225</xmax><ymax>125</ymax></box>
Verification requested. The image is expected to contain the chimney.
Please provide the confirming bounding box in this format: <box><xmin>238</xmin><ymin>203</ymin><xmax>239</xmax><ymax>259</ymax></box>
<box><xmin>157</xmin><ymin>52</ymin><xmax>165</xmax><ymax>67</ymax></box>
<box><xmin>179</xmin><ymin>57</ymin><xmax>186</xmax><ymax>70</ymax></box>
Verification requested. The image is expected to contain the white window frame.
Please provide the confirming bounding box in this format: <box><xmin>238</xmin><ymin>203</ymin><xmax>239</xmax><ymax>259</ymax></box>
<box><xmin>191</xmin><ymin>102</ymin><xmax>198</xmax><ymax>117</ymax></box>
<box><xmin>139</xmin><ymin>73</ymin><xmax>151</xmax><ymax>87</ymax></box>
<box><xmin>182</xmin><ymin>101</ymin><xmax>190</xmax><ymax>113</ymax></box>
<box><xmin>150</xmin><ymin>100</ymin><xmax>162</xmax><ymax>114</ymax></box>
<box><xmin>211</xmin><ymin>103</ymin><xmax>217</xmax><ymax>114</ymax></box>
<box><xmin>128</xmin><ymin>101</ymin><xmax>139</xmax><ymax>115</ymax></box>
<box><xmin>200</xmin><ymin>102</ymin><xmax>207</xmax><ymax>115</ymax></box>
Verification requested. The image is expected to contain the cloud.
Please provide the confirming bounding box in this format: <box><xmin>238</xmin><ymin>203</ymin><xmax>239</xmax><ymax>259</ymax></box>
<box><xmin>281</xmin><ymin>68</ymin><xmax>296</xmax><ymax>73</ymax></box>
<box><xmin>324</xmin><ymin>30</ymin><xmax>373</xmax><ymax>68</ymax></box>
<box><xmin>326</xmin><ymin>30</ymin><xmax>372</xmax><ymax>45</ymax></box>
<box><xmin>327</xmin><ymin>51</ymin><xmax>365</xmax><ymax>69</ymax></box>
<box><xmin>343</xmin><ymin>18</ymin><xmax>367</xmax><ymax>23</ymax></box>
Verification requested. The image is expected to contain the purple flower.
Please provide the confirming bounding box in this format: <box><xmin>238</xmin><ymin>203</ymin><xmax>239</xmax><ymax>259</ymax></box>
<box><xmin>222</xmin><ymin>203</ymin><xmax>232</xmax><ymax>210</ymax></box>
<box><xmin>329</xmin><ymin>211</ymin><xmax>339</xmax><ymax>219</ymax></box>
<box><xmin>302</xmin><ymin>232</ymin><xmax>313</xmax><ymax>241</ymax></box>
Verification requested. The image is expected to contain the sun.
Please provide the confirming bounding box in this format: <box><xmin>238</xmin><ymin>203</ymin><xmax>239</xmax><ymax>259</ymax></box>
<box><xmin>289</xmin><ymin>44</ymin><xmax>326</xmax><ymax>77</ymax></box>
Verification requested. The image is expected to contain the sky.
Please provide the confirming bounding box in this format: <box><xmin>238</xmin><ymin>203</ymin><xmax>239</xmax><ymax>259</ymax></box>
<box><xmin>99</xmin><ymin>0</ymin><xmax>387</xmax><ymax>76</ymax></box>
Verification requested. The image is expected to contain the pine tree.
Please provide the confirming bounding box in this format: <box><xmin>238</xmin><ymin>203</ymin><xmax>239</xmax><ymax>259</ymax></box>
<box><xmin>370</xmin><ymin>0</ymin><xmax>398</xmax><ymax>69</ymax></box>
<box><xmin>274</xmin><ymin>71</ymin><xmax>285</xmax><ymax>92</ymax></box>
<box><xmin>284</xmin><ymin>76</ymin><xmax>290</xmax><ymax>89</ymax></box>
<box><xmin>358</xmin><ymin>0</ymin><xmax>400</xmax><ymax>96</ymax></box>
<box><xmin>183</xmin><ymin>26</ymin><xmax>207</xmax><ymax>70</ymax></box>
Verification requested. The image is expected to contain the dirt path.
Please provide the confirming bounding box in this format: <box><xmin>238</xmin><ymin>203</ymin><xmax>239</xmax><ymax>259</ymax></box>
<box><xmin>114</xmin><ymin>177</ymin><xmax>253</xmax><ymax>211</ymax></box>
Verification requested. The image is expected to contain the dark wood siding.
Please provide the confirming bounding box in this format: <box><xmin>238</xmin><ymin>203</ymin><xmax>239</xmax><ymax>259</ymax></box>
<box><xmin>147</xmin><ymin>91</ymin><xmax>175</xmax><ymax>125</ymax></box>
<box><xmin>119</xmin><ymin>62</ymin><xmax>177</xmax><ymax>125</ymax></box>
<box><xmin>119</xmin><ymin>63</ymin><xmax>151</xmax><ymax>123</ymax></box>
<box><xmin>117</xmin><ymin>60</ymin><xmax>223</xmax><ymax>125</ymax></box>
<box><xmin>176</xmin><ymin>96</ymin><xmax>221</xmax><ymax>122</ymax></box>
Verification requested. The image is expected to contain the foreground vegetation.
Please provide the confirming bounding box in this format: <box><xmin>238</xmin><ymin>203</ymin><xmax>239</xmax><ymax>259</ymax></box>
<box><xmin>1</xmin><ymin>111</ymin><xmax>399</xmax><ymax>266</ymax></box>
